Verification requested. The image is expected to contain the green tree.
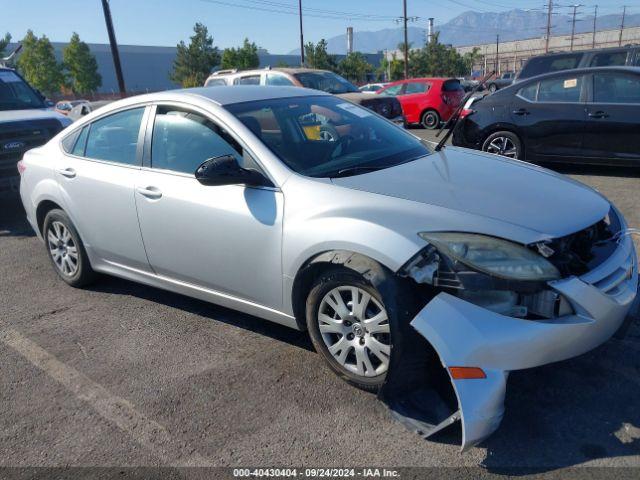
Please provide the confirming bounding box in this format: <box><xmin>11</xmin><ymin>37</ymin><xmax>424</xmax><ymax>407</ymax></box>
<box><xmin>462</xmin><ymin>47</ymin><xmax>482</xmax><ymax>75</ymax></box>
<box><xmin>0</xmin><ymin>33</ymin><xmax>11</xmax><ymax>58</ymax></box>
<box><xmin>408</xmin><ymin>35</ymin><xmax>468</xmax><ymax>78</ymax></box>
<box><xmin>63</xmin><ymin>32</ymin><xmax>101</xmax><ymax>95</ymax></box>
<box><xmin>16</xmin><ymin>31</ymin><xmax>64</xmax><ymax>96</ymax></box>
<box><xmin>304</xmin><ymin>39</ymin><xmax>337</xmax><ymax>71</ymax></box>
<box><xmin>338</xmin><ymin>52</ymin><xmax>372</xmax><ymax>83</ymax></box>
<box><xmin>378</xmin><ymin>53</ymin><xmax>404</xmax><ymax>81</ymax></box>
<box><xmin>220</xmin><ymin>38</ymin><xmax>260</xmax><ymax>70</ymax></box>
<box><xmin>171</xmin><ymin>23</ymin><xmax>220</xmax><ymax>88</ymax></box>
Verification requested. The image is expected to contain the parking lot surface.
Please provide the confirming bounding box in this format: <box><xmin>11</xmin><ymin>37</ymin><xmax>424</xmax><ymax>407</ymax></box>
<box><xmin>1</xmin><ymin>136</ymin><xmax>639</xmax><ymax>472</ymax></box>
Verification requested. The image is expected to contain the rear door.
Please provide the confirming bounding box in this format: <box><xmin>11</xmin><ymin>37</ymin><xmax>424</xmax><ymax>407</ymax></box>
<box><xmin>581</xmin><ymin>71</ymin><xmax>640</xmax><ymax>164</ymax></box>
<box><xmin>399</xmin><ymin>81</ymin><xmax>429</xmax><ymax>122</ymax></box>
<box><xmin>510</xmin><ymin>73</ymin><xmax>587</xmax><ymax>161</ymax></box>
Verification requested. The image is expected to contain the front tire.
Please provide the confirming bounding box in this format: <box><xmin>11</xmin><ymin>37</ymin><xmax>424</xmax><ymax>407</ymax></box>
<box><xmin>420</xmin><ymin>110</ymin><xmax>440</xmax><ymax>130</ymax></box>
<box><xmin>482</xmin><ymin>131</ymin><xmax>523</xmax><ymax>159</ymax></box>
<box><xmin>306</xmin><ymin>270</ymin><xmax>392</xmax><ymax>391</ymax></box>
<box><xmin>43</xmin><ymin>209</ymin><xmax>96</xmax><ymax>287</ymax></box>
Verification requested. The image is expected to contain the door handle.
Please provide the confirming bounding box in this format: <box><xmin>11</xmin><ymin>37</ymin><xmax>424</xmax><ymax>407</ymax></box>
<box><xmin>136</xmin><ymin>186</ymin><xmax>163</xmax><ymax>199</ymax></box>
<box><xmin>588</xmin><ymin>111</ymin><xmax>609</xmax><ymax>119</ymax></box>
<box><xmin>56</xmin><ymin>167</ymin><xmax>76</xmax><ymax>179</ymax></box>
<box><xmin>512</xmin><ymin>108</ymin><xmax>530</xmax><ymax>116</ymax></box>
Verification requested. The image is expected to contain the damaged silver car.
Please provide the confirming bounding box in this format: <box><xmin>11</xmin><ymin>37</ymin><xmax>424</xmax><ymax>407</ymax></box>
<box><xmin>19</xmin><ymin>86</ymin><xmax>638</xmax><ymax>450</ymax></box>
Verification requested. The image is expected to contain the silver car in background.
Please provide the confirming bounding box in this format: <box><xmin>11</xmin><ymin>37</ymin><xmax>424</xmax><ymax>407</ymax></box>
<box><xmin>18</xmin><ymin>86</ymin><xmax>638</xmax><ymax>450</ymax></box>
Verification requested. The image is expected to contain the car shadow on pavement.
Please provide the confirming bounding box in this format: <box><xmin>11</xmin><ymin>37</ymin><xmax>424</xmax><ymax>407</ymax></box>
<box><xmin>88</xmin><ymin>275</ymin><xmax>315</xmax><ymax>353</ymax></box>
<box><xmin>478</xmin><ymin>325</ymin><xmax>640</xmax><ymax>472</ymax></box>
<box><xmin>0</xmin><ymin>196</ymin><xmax>35</xmax><ymax>238</ymax></box>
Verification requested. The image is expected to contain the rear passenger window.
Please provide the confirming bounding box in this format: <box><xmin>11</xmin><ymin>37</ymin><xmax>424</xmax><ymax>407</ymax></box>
<box><xmin>405</xmin><ymin>82</ymin><xmax>428</xmax><ymax>94</ymax></box>
<box><xmin>517</xmin><ymin>82</ymin><xmax>538</xmax><ymax>101</ymax></box>
<box><xmin>234</xmin><ymin>75</ymin><xmax>261</xmax><ymax>85</ymax></box>
<box><xmin>593</xmin><ymin>72</ymin><xmax>640</xmax><ymax>104</ymax></box>
<box><xmin>520</xmin><ymin>53</ymin><xmax>582</xmax><ymax>78</ymax></box>
<box><xmin>84</xmin><ymin>108</ymin><xmax>144</xmax><ymax>165</ymax></box>
<box><xmin>206</xmin><ymin>78</ymin><xmax>227</xmax><ymax>87</ymax></box>
<box><xmin>266</xmin><ymin>73</ymin><xmax>293</xmax><ymax>86</ymax></box>
<box><xmin>61</xmin><ymin>128</ymin><xmax>82</xmax><ymax>153</ymax></box>
<box><xmin>589</xmin><ymin>51</ymin><xmax>628</xmax><ymax>67</ymax></box>
<box><xmin>151</xmin><ymin>107</ymin><xmax>248</xmax><ymax>174</ymax></box>
<box><xmin>71</xmin><ymin>127</ymin><xmax>89</xmax><ymax>156</ymax></box>
<box><xmin>538</xmin><ymin>76</ymin><xmax>582</xmax><ymax>103</ymax></box>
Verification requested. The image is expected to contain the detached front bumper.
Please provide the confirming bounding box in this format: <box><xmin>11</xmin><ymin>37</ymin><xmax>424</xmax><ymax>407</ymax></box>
<box><xmin>410</xmin><ymin>236</ymin><xmax>638</xmax><ymax>450</ymax></box>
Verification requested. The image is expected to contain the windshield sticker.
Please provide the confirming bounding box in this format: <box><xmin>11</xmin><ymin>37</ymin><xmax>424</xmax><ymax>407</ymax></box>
<box><xmin>563</xmin><ymin>78</ymin><xmax>578</xmax><ymax>89</ymax></box>
<box><xmin>336</xmin><ymin>102</ymin><xmax>371</xmax><ymax>118</ymax></box>
<box><xmin>0</xmin><ymin>71</ymin><xmax>22</xmax><ymax>83</ymax></box>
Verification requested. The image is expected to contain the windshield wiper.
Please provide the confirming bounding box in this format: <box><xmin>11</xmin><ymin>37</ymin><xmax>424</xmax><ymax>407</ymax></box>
<box><xmin>330</xmin><ymin>166</ymin><xmax>385</xmax><ymax>178</ymax></box>
<box><xmin>434</xmin><ymin>71</ymin><xmax>495</xmax><ymax>152</ymax></box>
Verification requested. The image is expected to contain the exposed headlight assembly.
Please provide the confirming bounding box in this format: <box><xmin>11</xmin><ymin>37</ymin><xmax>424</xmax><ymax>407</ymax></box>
<box><xmin>418</xmin><ymin>232</ymin><xmax>560</xmax><ymax>282</ymax></box>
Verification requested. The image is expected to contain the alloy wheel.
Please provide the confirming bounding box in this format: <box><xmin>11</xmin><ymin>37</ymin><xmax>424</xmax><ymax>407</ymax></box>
<box><xmin>47</xmin><ymin>221</ymin><xmax>79</xmax><ymax>277</ymax></box>
<box><xmin>485</xmin><ymin>136</ymin><xmax>518</xmax><ymax>158</ymax></box>
<box><xmin>317</xmin><ymin>286</ymin><xmax>391</xmax><ymax>378</ymax></box>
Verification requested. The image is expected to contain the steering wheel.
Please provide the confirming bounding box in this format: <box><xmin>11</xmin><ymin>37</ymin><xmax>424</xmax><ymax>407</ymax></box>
<box><xmin>329</xmin><ymin>135</ymin><xmax>354</xmax><ymax>159</ymax></box>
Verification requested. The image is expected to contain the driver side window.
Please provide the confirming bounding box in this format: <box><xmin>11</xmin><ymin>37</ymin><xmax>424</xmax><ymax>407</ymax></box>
<box><xmin>151</xmin><ymin>106</ymin><xmax>257</xmax><ymax>174</ymax></box>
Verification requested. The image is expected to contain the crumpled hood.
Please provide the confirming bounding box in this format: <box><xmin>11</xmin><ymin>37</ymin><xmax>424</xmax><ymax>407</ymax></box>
<box><xmin>331</xmin><ymin>147</ymin><xmax>610</xmax><ymax>239</ymax></box>
<box><xmin>0</xmin><ymin>108</ymin><xmax>69</xmax><ymax>125</ymax></box>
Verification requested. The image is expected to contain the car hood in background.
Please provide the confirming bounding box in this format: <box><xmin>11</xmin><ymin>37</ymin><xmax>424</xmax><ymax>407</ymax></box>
<box><xmin>0</xmin><ymin>108</ymin><xmax>69</xmax><ymax>125</ymax></box>
<box><xmin>331</xmin><ymin>147</ymin><xmax>610</xmax><ymax>240</ymax></box>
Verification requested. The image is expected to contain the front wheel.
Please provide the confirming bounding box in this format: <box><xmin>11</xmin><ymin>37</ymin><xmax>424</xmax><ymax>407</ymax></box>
<box><xmin>306</xmin><ymin>271</ymin><xmax>392</xmax><ymax>391</ymax></box>
<box><xmin>482</xmin><ymin>131</ymin><xmax>523</xmax><ymax>159</ymax></box>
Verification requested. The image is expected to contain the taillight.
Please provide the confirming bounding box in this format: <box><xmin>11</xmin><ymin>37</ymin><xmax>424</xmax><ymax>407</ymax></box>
<box><xmin>459</xmin><ymin>108</ymin><xmax>474</xmax><ymax>118</ymax></box>
<box><xmin>17</xmin><ymin>160</ymin><xmax>26</xmax><ymax>175</ymax></box>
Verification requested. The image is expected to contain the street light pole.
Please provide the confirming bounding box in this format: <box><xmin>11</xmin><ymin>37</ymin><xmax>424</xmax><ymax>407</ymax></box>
<box><xmin>569</xmin><ymin>4</ymin><xmax>583</xmax><ymax>51</ymax></box>
<box><xmin>544</xmin><ymin>0</ymin><xmax>553</xmax><ymax>53</ymax></box>
<box><xmin>100</xmin><ymin>0</ymin><xmax>126</xmax><ymax>95</ymax></box>
<box><xmin>298</xmin><ymin>0</ymin><xmax>304</xmax><ymax>66</ymax></box>
<box><xmin>403</xmin><ymin>0</ymin><xmax>409</xmax><ymax>79</ymax></box>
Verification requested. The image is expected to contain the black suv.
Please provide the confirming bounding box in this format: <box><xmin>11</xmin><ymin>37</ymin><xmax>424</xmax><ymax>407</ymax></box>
<box><xmin>0</xmin><ymin>67</ymin><xmax>71</xmax><ymax>195</ymax></box>
<box><xmin>515</xmin><ymin>45</ymin><xmax>640</xmax><ymax>83</ymax></box>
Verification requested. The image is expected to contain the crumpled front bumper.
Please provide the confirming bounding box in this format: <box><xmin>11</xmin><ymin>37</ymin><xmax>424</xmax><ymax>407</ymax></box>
<box><xmin>409</xmin><ymin>236</ymin><xmax>638</xmax><ymax>450</ymax></box>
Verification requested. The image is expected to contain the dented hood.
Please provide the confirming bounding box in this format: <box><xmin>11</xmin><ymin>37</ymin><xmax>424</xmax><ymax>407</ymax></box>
<box><xmin>331</xmin><ymin>147</ymin><xmax>610</xmax><ymax>239</ymax></box>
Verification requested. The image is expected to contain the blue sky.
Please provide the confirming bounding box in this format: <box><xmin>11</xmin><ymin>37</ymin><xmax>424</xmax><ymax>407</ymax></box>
<box><xmin>2</xmin><ymin>0</ymin><xmax>634</xmax><ymax>53</ymax></box>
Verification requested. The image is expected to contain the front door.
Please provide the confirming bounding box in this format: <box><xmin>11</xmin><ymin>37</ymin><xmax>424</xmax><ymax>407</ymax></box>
<box><xmin>510</xmin><ymin>73</ymin><xmax>587</xmax><ymax>162</ymax></box>
<box><xmin>581</xmin><ymin>71</ymin><xmax>640</xmax><ymax>164</ymax></box>
<box><xmin>134</xmin><ymin>104</ymin><xmax>284</xmax><ymax>309</ymax></box>
<box><xmin>56</xmin><ymin>106</ymin><xmax>151</xmax><ymax>271</ymax></box>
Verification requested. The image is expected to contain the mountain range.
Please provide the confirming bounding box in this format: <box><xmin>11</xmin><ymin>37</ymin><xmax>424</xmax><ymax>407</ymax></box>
<box><xmin>289</xmin><ymin>8</ymin><xmax>640</xmax><ymax>54</ymax></box>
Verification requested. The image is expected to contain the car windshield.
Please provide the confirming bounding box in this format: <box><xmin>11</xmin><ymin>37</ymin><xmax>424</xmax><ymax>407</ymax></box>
<box><xmin>225</xmin><ymin>95</ymin><xmax>431</xmax><ymax>178</ymax></box>
<box><xmin>0</xmin><ymin>70</ymin><xmax>45</xmax><ymax>111</ymax></box>
<box><xmin>293</xmin><ymin>71</ymin><xmax>359</xmax><ymax>94</ymax></box>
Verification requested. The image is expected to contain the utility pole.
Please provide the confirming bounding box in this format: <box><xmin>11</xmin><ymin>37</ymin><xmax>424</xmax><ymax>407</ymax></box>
<box><xmin>569</xmin><ymin>4</ymin><xmax>583</xmax><ymax>51</ymax></box>
<box><xmin>495</xmin><ymin>34</ymin><xmax>499</xmax><ymax>74</ymax></box>
<box><xmin>298</xmin><ymin>0</ymin><xmax>304</xmax><ymax>66</ymax></box>
<box><xmin>592</xmin><ymin>5</ymin><xmax>598</xmax><ymax>48</ymax></box>
<box><xmin>619</xmin><ymin>5</ymin><xmax>627</xmax><ymax>47</ymax></box>
<box><xmin>403</xmin><ymin>0</ymin><xmax>409</xmax><ymax>79</ymax></box>
<box><xmin>101</xmin><ymin>0</ymin><xmax>125</xmax><ymax>95</ymax></box>
<box><xmin>544</xmin><ymin>0</ymin><xmax>553</xmax><ymax>53</ymax></box>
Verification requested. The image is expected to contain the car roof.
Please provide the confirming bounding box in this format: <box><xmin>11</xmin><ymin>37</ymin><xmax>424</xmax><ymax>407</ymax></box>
<box><xmin>531</xmin><ymin>45</ymin><xmax>639</xmax><ymax>58</ymax></box>
<box><xmin>186</xmin><ymin>85</ymin><xmax>330</xmax><ymax>105</ymax></box>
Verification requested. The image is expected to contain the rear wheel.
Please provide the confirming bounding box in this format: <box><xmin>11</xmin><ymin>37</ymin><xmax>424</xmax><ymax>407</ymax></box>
<box><xmin>43</xmin><ymin>209</ymin><xmax>96</xmax><ymax>287</ymax></box>
<box><xmin>482</xmin><ymin>131</ymin><xmax>522</xmax><ymax>159</ymax></box>
<box><xmin>488</xmin><ymin>83</ymin><xmax>498</xmax><ymax>93</ymax></box>
<box><xmin>420</xmin><ymin>110</ymin><xmax>440</xmax><ymax>130</ymax></box>
<box><xmin>306</xmin><ymin>271</ymin><xmax>392</xmax><ymax>391</ymax></box>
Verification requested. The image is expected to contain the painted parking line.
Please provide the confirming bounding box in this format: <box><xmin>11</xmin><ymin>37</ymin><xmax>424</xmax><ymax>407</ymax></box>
<box><xmin>1</xmin><ymin>328</ymin><xmax>211</xmax><ymax>467</ymax></box>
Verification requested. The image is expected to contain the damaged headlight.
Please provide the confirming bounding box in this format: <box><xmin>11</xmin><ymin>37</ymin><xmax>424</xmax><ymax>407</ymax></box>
<box><xmin>418</xmin><ymin>232</ymin><xmax>560</xmax><ymax>281</ymax></box>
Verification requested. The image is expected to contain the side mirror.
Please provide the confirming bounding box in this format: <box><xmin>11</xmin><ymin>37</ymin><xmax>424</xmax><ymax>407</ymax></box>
<box><xmin>195</xmin><ymin>155</ymin><xmax>269</xmax><ymax>187</ymax></box>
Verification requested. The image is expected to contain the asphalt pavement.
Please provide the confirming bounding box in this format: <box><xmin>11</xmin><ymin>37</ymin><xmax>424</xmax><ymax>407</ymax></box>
<box><xmin>1</xmin><ymin>137</ymin><xmax>639</xmax><ymax>474</ymax></box>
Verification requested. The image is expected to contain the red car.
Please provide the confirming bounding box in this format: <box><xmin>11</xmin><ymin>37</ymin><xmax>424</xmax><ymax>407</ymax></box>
<box><xmin>376</xmin><ymin>78</ymin><xmax>465</xmax><ymax>129</ymax></box>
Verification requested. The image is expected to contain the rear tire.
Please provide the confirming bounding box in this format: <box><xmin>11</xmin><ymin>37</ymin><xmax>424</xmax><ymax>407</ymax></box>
<box><xmin>420</xmin><ymin>110</ymin><xmax>440</xmax><ymax>130</ymax></box>
<box><xmin>482</xmin><ymin>131</ymin><xmax>523</xmax><ymax>160</ymax></box>
<box><xmin>488</xmin><ymin>83</ymin><xmax>498</xmax><ymax>93</ymax></box>
<box><xmin>43</xmin><ymin>209</ymin><xmax>96</xmax><ymax>288</ymax></box>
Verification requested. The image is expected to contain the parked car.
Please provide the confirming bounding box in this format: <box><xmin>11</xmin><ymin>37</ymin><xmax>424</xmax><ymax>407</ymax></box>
<box><xmin>19</xmin><ymin>86</ymin><xmax>637</xmax><ymax>450</ymax></box>
<box><xmin>486</xmin><ymin>71</ymin><xmax>515</xmax><ymax>93</ymax></box>
<box><xmin>452</xmin><ymin>66</ymin><xmax>640</xmax><ymax>166</ymax></box>
<box><xmin>515</xmin><ymin>45</ymin><xmax>640</xmax><ymax>83</ymax></box>
<box><xmin>67</xmin><ymin>100</ymin><xmax>112</xmax><ymax>122</ymax></box>
<box><xmin>54</xmin><ymin>100</ymin><xmax>89</xmax><ymax>116</ymax></box>
<box><xmin>205</xmin><ymin>68</ymin><xmax>404</xmax><ymax>126</ymax></box>
<box><xmin>359</xmin><ymin>82</ymin><xmax>388</xmax><ymax>93</ymax></box>
<box><xmin>376</xmin><ymin>78</ymin><xmax>465</xmax><ymax>129</ymax></box>
<box><xmin>0</xmin><ymin>65</ymin><xmax>71</xmax><ymax>195</ymax></box>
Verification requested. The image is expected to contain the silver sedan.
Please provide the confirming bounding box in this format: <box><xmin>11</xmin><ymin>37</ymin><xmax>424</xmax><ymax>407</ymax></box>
<box><xmin>18</xmin><ymin>86</ymin><xmax>638</xmax><ymax>450</ymax></box>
